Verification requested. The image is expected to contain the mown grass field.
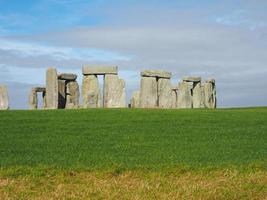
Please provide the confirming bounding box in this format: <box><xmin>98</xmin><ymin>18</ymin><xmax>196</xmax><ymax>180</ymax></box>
<box><xmin>0</xmin><ymin>107</ymin><xmax>266</xmax><ymax>199</ymax></box>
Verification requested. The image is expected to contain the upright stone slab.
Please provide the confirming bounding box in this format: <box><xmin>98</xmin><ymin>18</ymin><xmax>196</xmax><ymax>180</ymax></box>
<box><xmin>177</xmin><ymin>81</ymin><xmax>192</xmax><ymax>108</ymax></box>
<box><xmin>66</xmin><ymin>81</ymin><xmax>80</xmax><ymax>109</ymax></box>
<box><xmin>46</xmin><ymin>68</ymin><xmax>58</xmax><ymax>109</ymax></box>
<box><xmin>171</xmin><ymin>89</ymin><xmax>178</xmax><ymax>108</ymax></box>
<box><xmin>130</xmin><ymin>91</ymin><xmax>140</xmax><ymax>108</ymax></box>
<box><xmin>204</xmin><ymin>79</ymin><xmax>216</xmax><ymax>109</ymax></box>
<box><xmin>140</xmin><ymin>77</ymin><xmax>157</xmax><ymax>108</ymax></box>
<box><xmin>192</xmin><ymin>81</ymin><xmax>202</xmax><ymax>108</ymax></box>
<box><xmin>42</xmin><ymin>91</ymin><xmax>47</xmax><ymax>109</ymax></box>
<box><xmin>82</xmin><ymin>75</ymin><xmax>100</xmax><ymax>108</ymax></box>
<box><xmin>58</xmin><ymin>80</ymin><xmax>66</xmax><ymax>109</ymax></box>
<box><xmin>0</xmin><ymin>85</ymin><xmax>9</xmax><ymax>110</ymax></box>
<box><xmin>158</xmin><ymin>78</ymin><xmax>172</xmax><ymax>108</ymax></box>
<box><xmin>104</xmin><ymin>74</ymin><xmax>126</xmax><ymax>108</ymax></box>
<box><xmin>200</xmin><ymin>86</ymin><xmax>205</xmax><ymax>108</ymax></box>
<box><xmin>29</xmin><ymin>89</ymin><xmax>38</xmax><ymax>110</ymax></box>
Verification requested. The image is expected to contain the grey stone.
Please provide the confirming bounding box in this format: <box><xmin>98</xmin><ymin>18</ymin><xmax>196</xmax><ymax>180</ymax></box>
<box><xmin>66</xmin><ymin>81</ymin><xmax>80</xmax><ymax>109</ymax></box>
<box><xmin>200</xmin><ymin>86</ymin><xmax>205</xmax><ymax>108</ymax></box>
<box><xmin>82</xmin><ymin>75</ymin><xmax>100</xmax><ymax>108</ymax></box>
<box><xmin>58</xmin><ymin>73</ymin><xmax>77</xmax><ymax>81</ymax></box>
<box><xmin>46</xmin><ymin>68</ymin><xmax>58</xmax><ymax>109</ymax></box>
<box><xmin>182</xmin><ymin>76</ymin><xmax>201</xmax><ymax>82</ymax></box>
<box><xmin>141</xmin><ymin>70</ymin><xmax>172</xmax><ymax>79</ymax></box>
<box><xmin>140</xmin><ymin>76</ymin><xmax>157</xmax><ymax>108</ymax></box>
<box><xmin>204</xmin><ymin>80</ymin><xmax>216</xmax><ymax>109</ymax></box>
<box><xmin>58</xmin><ymin>80</ymin><xmax>66</xmax><ymax>109</ymax></box>
<box><xmin>82</xmin><ymin>66</ymin><xmax>118</xmax><ymax>75</ymax></box>
<box><xmin>42</xmin><ymin>91</ymin><xmax>47</xmax><ymax>109</ymax></box>
<box><xmin>104</xmin><ymin>74</ymin><xmax>126</xmax><ymax>108</ymax></box>
<box><xmin>130</xmin><ymin>91</ymin><xmax>140</xmax><ymax>108</ymax></box>
<box><xmin>0</xmin><ymin>85</ymin><xmax>9</xmax><ymax>110</ymax></box>
<box><xmin>171</xmin><ymin>90</ymin><xmax>177</xmax><ymax>108</ymax></box>
<box><xmin>192</xmin><ymin>81</ymin><xmax>202</xmax><ymax>108</ymax></box>
<box><xmin>158</xmin><ymin>78</ymin><xmax>172</xmax><ymax>108</ymax></box>
<box><xmin>32</xmin><ymin>87</ymin><xmax>46</xmax><ymax>92</ymax></box>
<box><xmin>177</xmin><ymin>81</ymin><xmax>192</xmax><ymax>108</ymax></box>
<box><xmin>206</xmin><ymin>79</ymin><xmax>215</xmax><ymax>84</ymax></box>
<box><xmin>29</xmin><ymin>89</ymin><xmax>38</xmax><ymax>110</ymax></box>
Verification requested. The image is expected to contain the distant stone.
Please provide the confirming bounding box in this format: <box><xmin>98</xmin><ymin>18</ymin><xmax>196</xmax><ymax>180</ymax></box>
<box><xmin>66</xmin><ymin>81</ymin><xmax>80</xmax><ymax>109</ymax></box>
<box><xmin>82</xmin><ymin>66</ymin><xmax>118</xmax><ymax>75</ymax></box>
<box><xmin>140</xmin><ymin>76</ymin><xmax>157</xmax><ymax>108</ymax></box>
<box><xmin>32</xmin><ymin>87</ymin><xmax>46</xmax><ymax>92</ymax></box>
<box><xmin>177</xmin><ymin>81</ymin><xmax>192</xmax><ymax>108</ymax></box>
<box><xmin>58</xmin><ymin>80</ymin><xmax>66</xmax><ymax>109</ymax></box>
<box><xmin>206</xmin><ymin>78</ymin><xmax>215</xmax><ymax>84</ymax></box>
<box><xmin>204</xmin><ymin>80</ymin><xmax>216</xmax><ymax>109</ymax></box>
<box><xmin>158</xmin><ymin>78</ymin><xmax>172</xmax><ymax>108</ymax></box>
<box><xmin>29</xmin><ymin>88</ymin><xmax>37</xmax><ymax>110</ymax></box>
<box><xmin>82</xmin><ymin>75</ymin><xmax>100</xmax><ymax>108</ymax></box>
<box><xmin>46</xmin><ymin>68</ymin><xmax>58</xmax><ymax>109</ymax></box>
<box><xmin>182</xmin><ymin>76</ymin><xmax>201</xmax><ymax>82</ymax></box>
<box><xmin>130</xmin><ymin>91</ymin><xmax>140</xmax><ymax>108</ymax></box>
<box><xmin>171</xmin><ymin>90</ymin><xmax>177</xmax><ymax>108</ymax></box>
<box><xmin>0</xmin><ymin>85</ymin><xmax>9</xmax><ymax>110</ymax></box>
<box><xmin>58</xmin><ymin>73</ymin><xmax>77</xmax><ymax>81</ymax></box>
<box><xmin>192</xmin><ymin>82</ymin><xmax>202</xmax><ymax>108</ymax></box>
<box><xmin>141</xmin><ymin>70</ymin><xmax>172</xmax><ymax>79</ymax></box>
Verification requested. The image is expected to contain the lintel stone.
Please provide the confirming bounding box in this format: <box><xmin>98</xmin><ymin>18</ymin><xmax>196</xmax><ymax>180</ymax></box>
<box><xmin>58</xmin><ymin>73</ymin><xmax>77</xmax><ymax>81</ymax></box>
<box><xmin>82</xmin><ymin>66</ymin><xmax>118</xmax><ymax>75</ymax></box>
<box><xmin>182</xmin><ymin>76</ymin><xmax>201</xmax><ymax>82</ymax></box>
<box><xmin>141</xmin><ymin>70</ymin><xmax>171</xmax><ymax>79</ymax></box>
<box><xmin>206</xmin><ymin>78</ymin><xmax>215</xmax><ymax>84</ymax></box>
<box><xmin>32</xmin><ymin>87</ymin><xmax>46</xmax><ymax>92</ymax></box>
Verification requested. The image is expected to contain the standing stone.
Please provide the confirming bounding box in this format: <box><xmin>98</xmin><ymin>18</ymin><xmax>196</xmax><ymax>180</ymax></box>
<box><xmin>158</xmin><ymin>78</ymin><xmax>172</xmax><ymax>108</ymax></box>
<box><xmin>66</xmin><ymin>81</ymin><xmax>80</xmax><ymax>109</ymax></box>
<box><xmin>130</xmin><ymin>91</ymin><xmax>140</xmax><ymax>108</ymax></box>
<box><xmin>200</xmin><ymin>86</ymin><xmax>205</xmax><ymax>108</ymax></box>
<box><xmin>140</xmin><ymin>76</ymin><xmax>157</xmax><ymax>108</ymax></box>
<box><xmin>29</xmin><ymin>89</ymin><xmax>38</xmax><ymax>110</ymax></box>
<box><xmin>58</xmin><ymin>80</ymin><xmax>66</xmax><ymax>109</ymax></box>
<box><xmin>104</xmin><ymin>74</ymin><xmax>126</xmax><ymax>108</ymax></box>
<box><xmin>82</xmin><ymin>75</ymin><xmax>100</xmax><ymax>108</ymax></box>
<box><xmin>0</xmin><ymin>85</ymin><xmax>9</xmax><ymax>110</ymax></box>
<box><xmin>46</xmin><ymin>68</ymin><xmax>58</xmax><ymax>109</ymax></box>
<box><xmin>192</xmin><ymin>81</ymin><xmax>202</xmax><ymax>108</ymax></box>
<box><xmin>42</xmin><ymin>91</ymin><xmax>47</xmax><ymax>109</ymax></box>
<box><xmin>171</xmin><ymin>89</ymin><xmax>178</xmax><ymax>108</ymax></box>
<box><xmin>177</xmin><ymin>81</ymin><xmax>192</xmax><ymax>108</ymax></box>
<box><xmin>204</xmin><ymin>79</ymin><xmax>216</xmax><ymax>109</ymax></box>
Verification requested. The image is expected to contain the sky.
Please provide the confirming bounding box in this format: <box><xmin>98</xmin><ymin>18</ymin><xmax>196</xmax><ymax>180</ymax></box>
<box><xmin>0</xmin><ymin>0</ymin><xmax>266</xmax><ymax>109</ymax></box>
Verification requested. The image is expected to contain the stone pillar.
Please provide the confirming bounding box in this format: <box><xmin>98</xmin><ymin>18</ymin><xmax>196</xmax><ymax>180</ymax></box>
<box><xmin>66</xmin><ymin>81</ymin><xmax>80</xmax><ymax>109</ymax></box>
<box><xmin>29</xmin><ymin>88</ymin><xmax>38</xmax><ymax>110</ymax></box>
<box><xmin>177</xmin><ymin>81</ymin><xmax>192</xmax><ymax>108</ymax></box>
<box><xmin>171</xmin><ymin>87</ymin><xmax>178</xmax><ymax>108</ymax></box>
<box><xmin>158</xmin><ymin>78</ymin><xmax>172</xmax><ymax>108</ymax></box>
<box><xmin>104</xmin><ymin>74</ymin><xmax>126</xmax><ymax>108</ymax></box>
<box><xmin>192</xmin><ymin>81</ymin><xmax>202</xmax><ymax>108</ymax></box>
<box><xmin>42</xmin><ymin>91</ymin><xmax>47</xmax><ymax>109</ymax></box>
<box><xmin>0</xmin><ymin>85</ymin><xmax>9</xmax><ymax>110</ymax></box>
<box><xmin>130</xmin><ymin>91</ymin><xmax>140</xmax><ymax>108</ymax></box>
<box><xmin>140</xmin><ymin>76</ymin><xmax>157</xmax><ymax>108</ymax></box>
<box><xmin>204</xmin><ymin>79</ymin><xmax>216</xmax><ymax>109</ymax></box>
<box><xmin>46</xmin><ymin>68</ymin><xmax>58</xmax><ymax>109</ymax></box>
<box><xmin>58</xmin><ymin>80</ymin><xmax>66</xmax><ymax>109</ymax></box>
<box><xmin>82</xmin><ymin>75</ymin><xmax>100</xmax><ymax>108</ymax></box>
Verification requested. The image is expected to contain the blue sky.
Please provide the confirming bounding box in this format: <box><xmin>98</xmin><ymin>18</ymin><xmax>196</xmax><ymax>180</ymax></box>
<box><xmin>0</xmin><ymin>0</ymin><xmax>267</xmax><ymax>108</ymax></box>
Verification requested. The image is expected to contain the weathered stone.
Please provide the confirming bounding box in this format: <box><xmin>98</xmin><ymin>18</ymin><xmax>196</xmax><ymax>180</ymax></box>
<box><xmin>140</xmin><ymin>76</ymin><xmax>157</xmax><ymax>108</ymax></box>
<box><xmin>206</xmin><ymin>78</ymin><xmax>215</xmax><ymax>84</ymax></box>
<box><xmin>182</xmin><ymin>76</ymin><xmax>201</xmax><ymax>82</ymax></box>
<box><xmin>58</xmin><ymin>80</ymin><xmax>66</xmax><ymax>109</ymax></box>
<box><xmin>177</xmin><ymin>81</ymin><xmax>192</xmax><ymax>108</ymax></box>
<box><xmin>158</xmin><ymin>78</ymin><xmax>172</xmax><ymax>108</ymax></box>
<box><xmin>204</xmin><ymin>80</ymin><xmax>216</xmax><ymax>109</ymax></box>
<box><xmin>192</xmin><ymin>82</ymin><xmax>202</xmax><ymax>108</ymax></box>
<box><xmin>82</xmin><ymin>66</ymin><xmax>118</xmax><ymax>75</ymax></box>
<box><xmin>141</xmin><ymin>70</ymin><xmax>172</xmax><ymax>79</ymax></box>
<box><xmin>0</xmin><ymin>85</ymin><xmax>9</xmax><ymax>110</ymax></box>
<box><xmin>82</xmin><ymin>75</ymin><xmax>100</xmax><ymax>108</ymax></box>
<box><xmin>29</xmin><ymin>89</ymin><xmax>38</xmax><ymax>110</ymax></box>
<box><xmin>200</xmin><ymin>86</ymin><xmax>205</xmax><ymax>108</ymax></box>
<box><xmin>32</xmin><ymin>87</ymin><xmax>46</xmax><ymax>92</ymax></box>
<box><xmin>171</xmin><ymin>90</ymin><xmax>177</xmax><ymax>108</ymax></box>
<box><xmin>66</xmin><ymin>81</ymin><xmax>80</xmax><ymax>109</ymax></box>
<box><xmin>130</xmin><ymin>91</ymin><xmax>140</xmax><ymax>108</ymax></box>
<box><xmin>104</xmin><ymin>74</ymin><xmax>126</xmax><ymax>108</ymax></box>
<box><xmin>58</xmin><ymin>73</ymin><xmax>77</xmax><ymax>81</ymax></box>
<box><xmin>46</xmin><ymin>68</ymin><xmax>58</xmax><ymax>109</ymax></box>
<box><xmin>42</xmin><ymin>91</ymin><xmax>47</xmax><ymax>109</ymax></box>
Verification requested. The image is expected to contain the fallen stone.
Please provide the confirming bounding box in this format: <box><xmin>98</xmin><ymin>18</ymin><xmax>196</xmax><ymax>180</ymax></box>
<box><xmin>141</xmin><ymin>70</ymin><xmax>172</xmax><ymax>79</ymax></box>
<box><xmin>140</xmin><ymin>76</ymin><xmax>158</xmax><ymax>108</ymax></box>
<box><xmin>82</xmin><ymin>75</ymin><xmax>100</xmax><ymax>108</ymax></box>
<box><xmin>0</xmin><ymin>85</ymin><xmax>9</xmax><ymax>110</ymax></box>
<box><xmin>82</xmin><ymin>66</ymin><xmax>118</xmax><ymax>75</ymax></box>
<box><xmin>158</xmin><ymin>78</ymin><xmax>172</xmax><ymax>108</ymax></box>
<box><xmin>58</xmin><ymin>80</ymin><xmax>66</xmax><ymax>109</ymax></box>
<box><xmin>177</xmin><ymin>81</ymin><xmax>192</xmax><ymax>108</ymax></box>
<box><xmin>29</xmin><ymin>89</ymin><xmax>38</xmax><ymax>110</ymax></box>
<box><xmin>104</xmin><ymin>74</ymin><xmax>126</xmax><ymax>108</ymax></box>
<box><xmin>46</xmin><ymin>68</ymin><xmax>58</xmax><ymax>109</ymax></box>
<box><xmin>66</xmin><ymin>81</ymin><xmax>80</xmax><ymax>109</ymax></box>
<box><xmin>182</xmin><ymin>76</ymin><xmax>201</xmax><ymax>82</ymax></box>
<box><xmin>58</xmin><ymin>73</ymin><xmax>77</xmax><ymax>81</ymax></box>
<box><xmin>130</xmin><ymin>91</ymin><xmax>140</xmax><ymax>108</ymax></box>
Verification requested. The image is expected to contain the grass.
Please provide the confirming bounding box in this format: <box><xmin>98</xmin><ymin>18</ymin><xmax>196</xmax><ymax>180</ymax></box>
<box><xmin>0</xmin><ymin>107</ymin><xmax>266</xmax><ymax>199</ymax></box>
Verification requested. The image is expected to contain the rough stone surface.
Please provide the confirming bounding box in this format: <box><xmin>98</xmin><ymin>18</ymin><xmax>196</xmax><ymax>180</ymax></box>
<box><xmin>82</xmin><ymin>66</ymin><xmax>118</xmax><ymax>75</ymax></box>
<box><xmin>158</xmin><ymin>78</ymin><xmax>172</xmax><ymax>108</ymax></box>
<box><xmin>58</xmin><ymin>73</ymin><xmax>77</xmax><ymax>81</ymax></box>
<box><xmin>32</xmin><ymin>87</ymin><xmax>46</xmax><ymax>92</ymax></box>
<box><xmin>58</xmin><ymin>80</ymin><xmax>66</xmax><ymax>109</ymax></box>
<box><xmin>192</xmin><ymin>81</ymin><xmax>202</xmax><ymax>108</ymax></box>
<box><xmin>0</xmin><ymin>85</ymin><xmax>9</xmax><ymax>110</ymax></box>
<box><xmin>182</xmin><ymin>76</ymin><xmax>201</xmax><ymax>82</ymax></box>
<box><xmin>82</xmin><ymin>75</ymin><xmax>100</xmax><ymax>108</ymax></box>
<box><xmin>171</xmin><ymin>90</ymin><xmax>177</xmax><ymax>108</ymax></box>
<box><xmin>140</xmin><ymin>76</ymin><xmax>157</xmax><ymax>108</ymax></box>
<box><xmin>46</xmin><ymin>68</ymin><xmax>58</xmax><ymax>109</ymax></box>
<box><xmin>141</xmin><ymin>70</ymin><xmax>171</xmax><ymax>79</ymax></box>
<box><xmin>29</xmin><ymin>89</ymin><xmax>38</xmax><ymax>110</ymax></box>
<box><xmin>177</xmin><ymin>81</ymin><xmax>192</xmax><ymax>108</ymax></box>
<box><xmin>42</xmin><ymin>91</ymin><xmax>47</xmax><ymax>109</ymax></box>
<box><xmin>200</xmin><ymin>86</ymin><xmax>205</xmax><ymax>108</ymax></box>
<box><xmin>66</xmin><ymin>81</ymin><xmax>80</xmax><ymax>109</ymax></box>
<box><xmin>204</xmin><ymin>81</ymin><xmax>216</xmax><ymax>109</ymax></box>
<box><xmin>130</xmin><ymin>91</ymin><xmax>140</xmax><ymax>108</ymax></box>
<box><xmin>104</xmin><ymin>74</ymin><xmax>126</xmax><ymax>108</ymax></box>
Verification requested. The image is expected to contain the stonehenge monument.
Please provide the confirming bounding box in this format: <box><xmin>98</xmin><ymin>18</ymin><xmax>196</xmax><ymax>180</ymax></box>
<box><xmin>82</xmin><ymin>66</ymin><xmax>126</xmax><ymax>108</ymax></box>
<box><xmin>0</xmin><ymin>85</ymin><xmax>9</xmax><ymax>110</ymax></box>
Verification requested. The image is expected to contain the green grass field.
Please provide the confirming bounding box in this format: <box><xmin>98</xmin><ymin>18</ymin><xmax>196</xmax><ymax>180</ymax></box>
<box><xmin>0</xmin><ymin>108</ymin><xmax>266</xmax><ymax>199</ymax></box>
